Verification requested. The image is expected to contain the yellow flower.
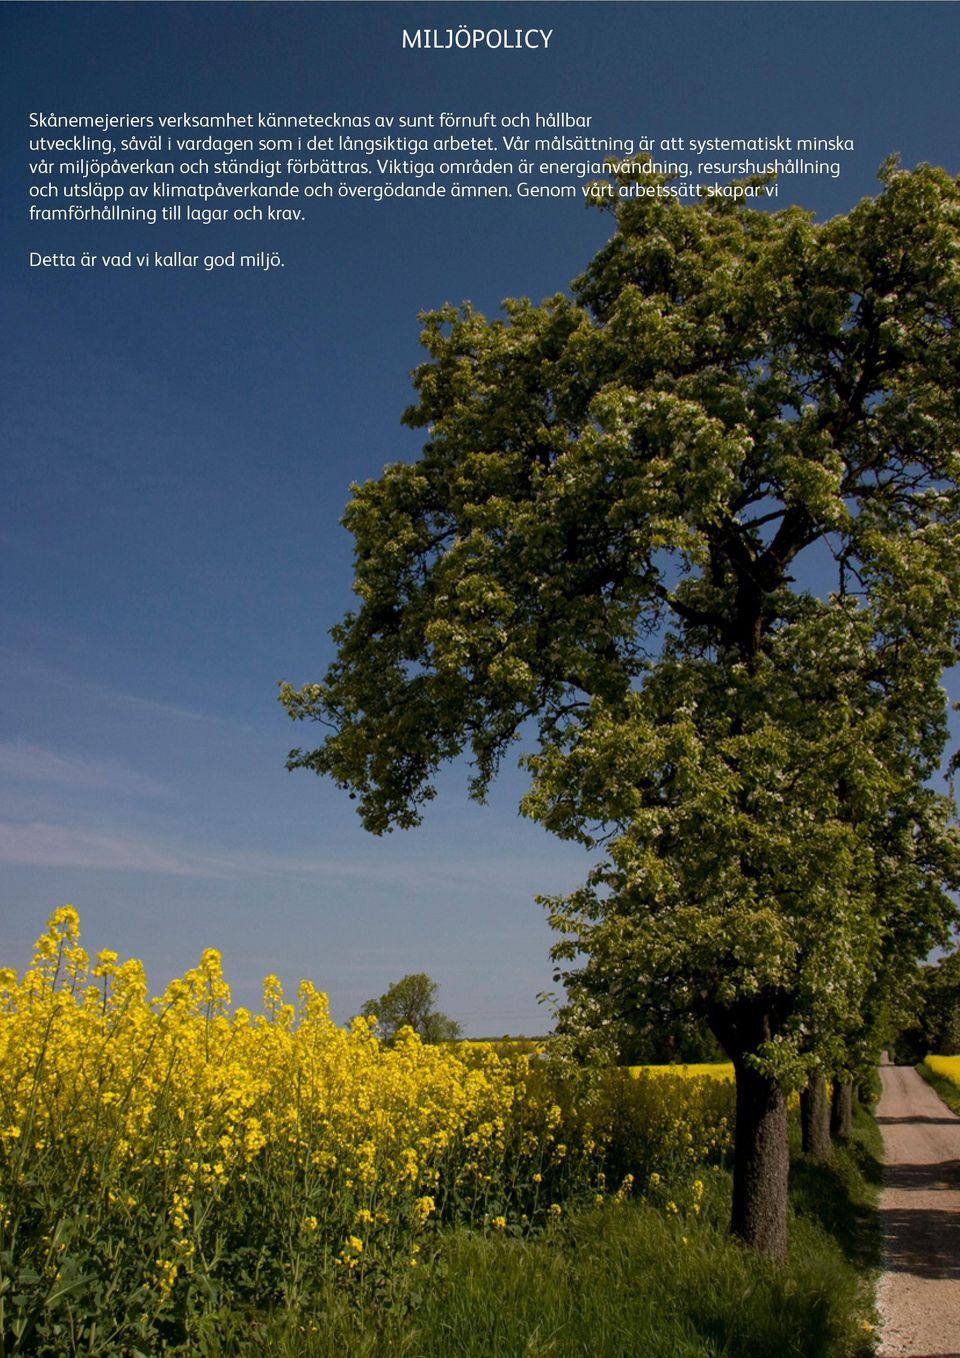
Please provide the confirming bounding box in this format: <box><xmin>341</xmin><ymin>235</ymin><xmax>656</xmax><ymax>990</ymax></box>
<box><xmin>413</xmin><ymin>1195</ymin><xmax>435</xmax><ymax>1225</ymax></box>
<box><xmin>2</xmin><ymin>903</ymin><xmax>744</xmax><ymax>1329</ymax></box>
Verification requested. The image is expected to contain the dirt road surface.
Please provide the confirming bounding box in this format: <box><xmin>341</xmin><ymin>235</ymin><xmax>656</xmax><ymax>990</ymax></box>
<box><xmin>875</xmin><ymin>1064</ymin><xmax>960</xmax><ymax>1357</ymax></box>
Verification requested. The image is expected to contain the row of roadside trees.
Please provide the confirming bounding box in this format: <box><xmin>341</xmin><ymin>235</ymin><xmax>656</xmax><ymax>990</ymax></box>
<box><xmin>281</xmin><ymin>159</ymin><xmax>960</xmax><ymax>1259</ymax></box>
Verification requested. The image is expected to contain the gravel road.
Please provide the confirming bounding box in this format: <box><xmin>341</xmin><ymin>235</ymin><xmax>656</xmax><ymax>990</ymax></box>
<box><xmin>875</xmin><ymin>1064</ymin><xmax>960</xmax><ymax>1358</ymax></box>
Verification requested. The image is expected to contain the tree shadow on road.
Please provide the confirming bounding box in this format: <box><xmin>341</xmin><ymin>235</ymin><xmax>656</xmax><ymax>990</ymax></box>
<box><xmin>883</xmin><ymin>1157</ymin><xmax>960</xmax><ymax>1191</ymax></box>
<box><xmin>880</xmin><ymin>1204</ymin><xmax>960</xmax><ymax>1279</ymax></box>
<box><xmin>878</xmin><ymin>1114</ymin><xmax>960</xmax><ymax>1126</ymax></box>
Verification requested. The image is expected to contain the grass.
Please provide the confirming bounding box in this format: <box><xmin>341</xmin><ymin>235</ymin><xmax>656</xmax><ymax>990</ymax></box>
<box><xmin>183</xmin><ymin>1114</ymin><xmax>881</xmax><ymax>1358</ymax></box>
<box><xmin>788</xmin><ymin>1104</ymin><xmax>883</xmax><ymax>1272</ymax></box>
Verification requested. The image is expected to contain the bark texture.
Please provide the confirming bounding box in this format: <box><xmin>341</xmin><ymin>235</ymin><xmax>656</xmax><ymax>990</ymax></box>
<box><xmin>729</xmin><ymin>1059</ymin><xmax>790</xmax><ymax>1260</ymax></box>
<box><xmin>831</xmin><ymin>1080</ymin><xmax>854</xmax><ymax>1139</ymax></box>
<box><xmin>709</xmin><ymin>998</ymin><xmax>791</xmax><ymax>1259</ymax></box>
<box><xmin>800</xmin><ymin>1070</ymin><xmax>833</xmax><ymax>1160</ymax></box>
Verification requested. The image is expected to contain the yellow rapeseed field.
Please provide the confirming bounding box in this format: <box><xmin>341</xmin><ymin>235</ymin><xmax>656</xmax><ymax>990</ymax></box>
<box><xmin>0</xmin><ymin>908</ymin><xmax>734</xmax><ymax>1354</ymax></box>
<box><xmin>924</xmin><ymin>1054</ymin><xmax>960</xmax><ymax>1087</ymax></box>
<box><xmin>629</xmin><ymin>1064</ymin><xmax>735</xmax><ymax>1080</ymax></box>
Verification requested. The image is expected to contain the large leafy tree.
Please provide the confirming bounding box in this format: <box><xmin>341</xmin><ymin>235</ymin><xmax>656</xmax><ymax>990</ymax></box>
<box><xmin>360</xmin><ymin>972</ymin><xmax>462</xmax><ymax>1045</ymax></box>
<box><xmin>281</xmin><ymin>162</ymin><xmax>960</xmax><ymax>1257</ymax></box>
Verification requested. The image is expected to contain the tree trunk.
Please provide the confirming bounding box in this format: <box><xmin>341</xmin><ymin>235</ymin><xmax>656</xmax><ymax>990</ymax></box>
<box><xmin>709</xmin><ymin>997</ymin><xmax>792</xmax><ymax>1260</ymax></box>
<box><xmin>800</xmin><ymin>1070</ymin><xmax>832</xmax><ymax>1160</ymax></box>
<box><xmin>830</xmin><ymin>1080</ymin><xmax>853</xmax><ymax>1139</ymax></box>
<box><xmin>729</xmin><ymin>1057</ymin><xmax>790</xmax><ymax>1261</ymax></box>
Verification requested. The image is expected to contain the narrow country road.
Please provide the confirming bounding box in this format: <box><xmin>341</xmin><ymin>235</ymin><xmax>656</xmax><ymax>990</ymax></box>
<box><xmin>875</xmin><ymin>1064</ymin><xmax>960</xmax><ymax>1358</ymax></box>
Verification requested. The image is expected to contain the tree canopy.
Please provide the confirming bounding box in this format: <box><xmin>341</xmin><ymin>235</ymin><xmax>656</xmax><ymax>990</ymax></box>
<box><xmin>282</xmin><ymin>161</ymin><xmax>960</xmax><ymax>1255</ymax></box>
<box><xmin>891</xmin><ymin>948</ymin><xmax>960</xmax><ymax>1061</ymax></box>
<box><xmin>360</xmin><ymin>973</ymin><xmax>462</xmax><ymax>1045</ymax></box>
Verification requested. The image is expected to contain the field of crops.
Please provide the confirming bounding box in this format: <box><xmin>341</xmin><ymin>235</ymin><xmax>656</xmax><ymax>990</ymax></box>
<box><xmin>0</xmin><ymin>908</ymin><xmax>736</xmax><ymax>1355</ymax></box>
<box><xmin>629</xmin><ymin>1063</ymin><xmax>735</xmax><ymax>1081</ymax></box>
<box><xmin>924</xmin><ymin>1054</ymin><xmax>960</xmax><ymax>1088</ymax></box>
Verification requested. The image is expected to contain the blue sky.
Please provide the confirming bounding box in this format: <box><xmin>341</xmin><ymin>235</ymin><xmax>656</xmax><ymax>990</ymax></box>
<box><xmin>3</xmin><ymin>2</ymin><xmax>959</xmax><ymax>1034</ymax></box>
